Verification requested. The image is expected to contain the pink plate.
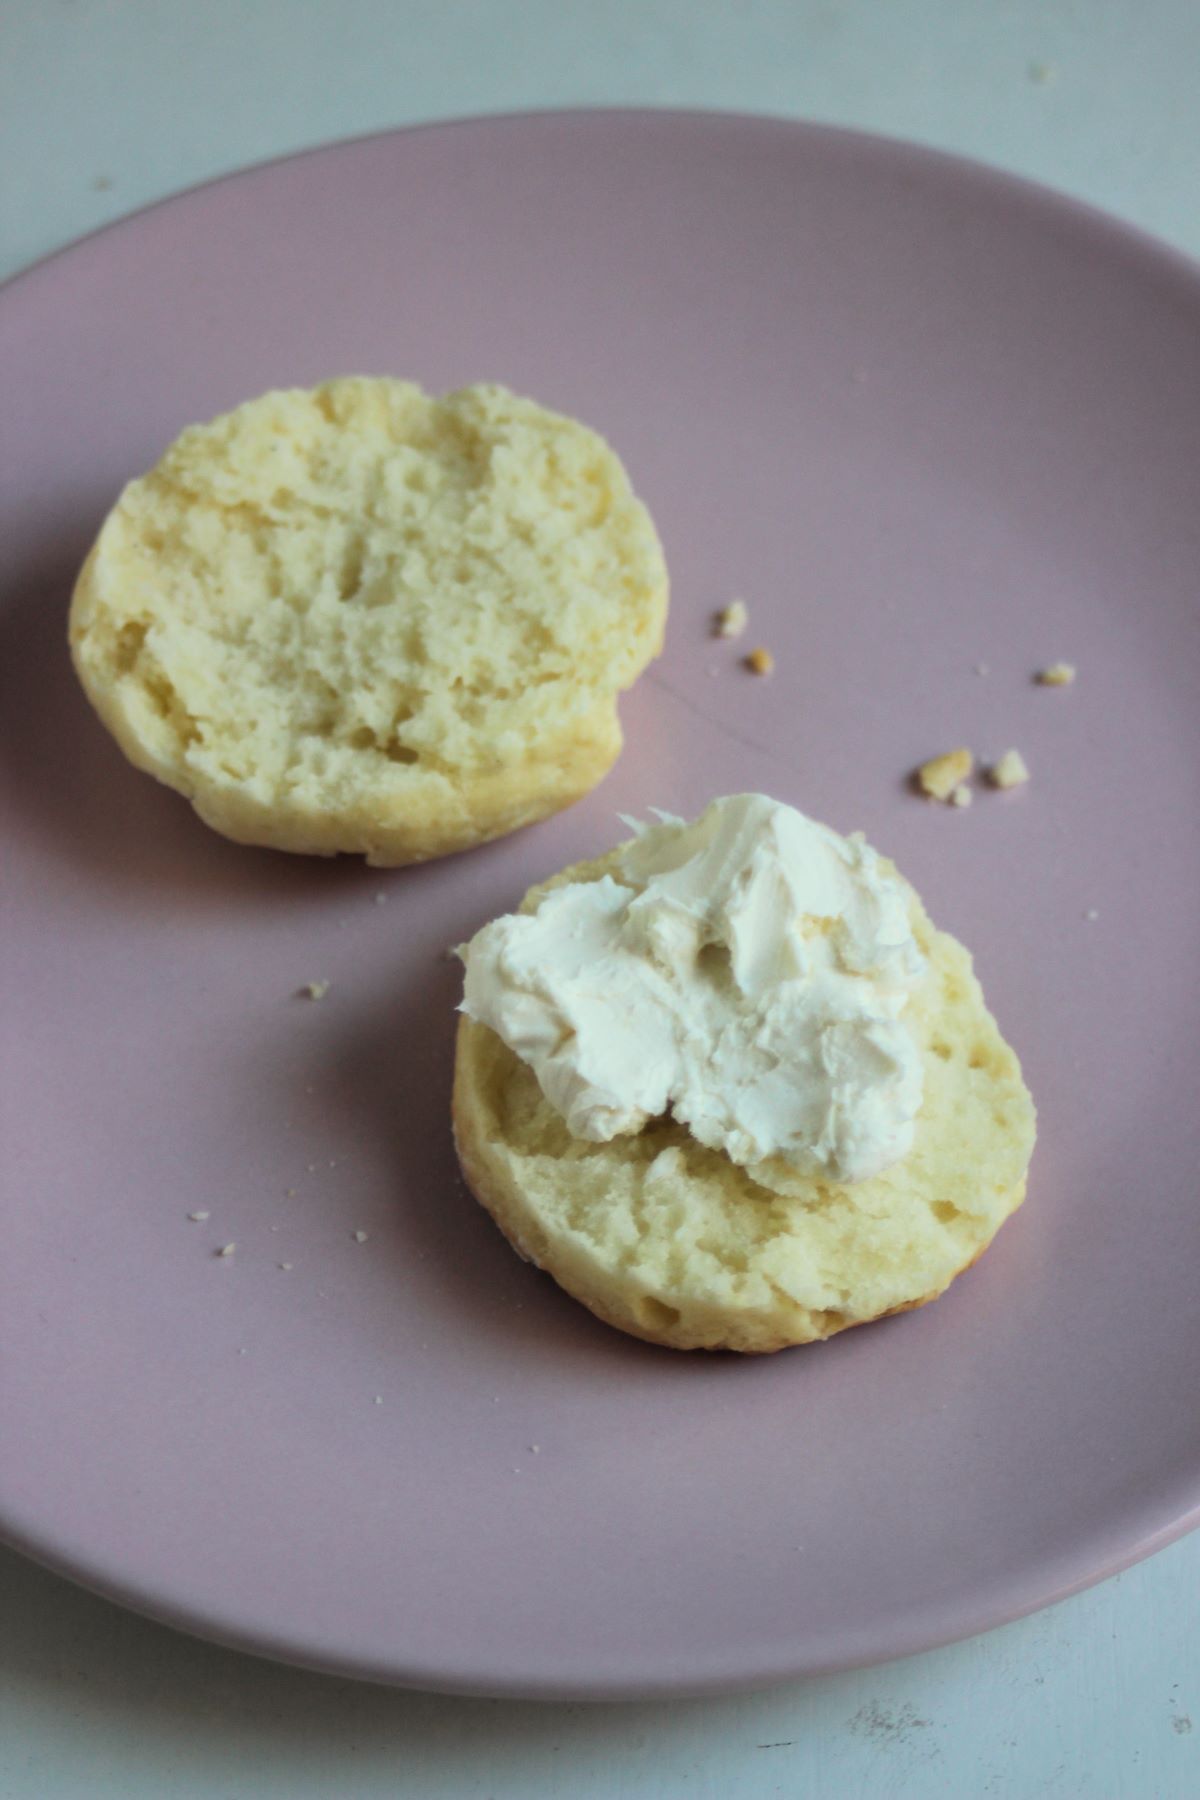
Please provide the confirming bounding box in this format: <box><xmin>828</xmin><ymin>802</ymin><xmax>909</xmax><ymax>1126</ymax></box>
<box><xmin>2</xmin><ymin>112</ymin><xmax>1199</xmax><ymax>1699</ymax></box>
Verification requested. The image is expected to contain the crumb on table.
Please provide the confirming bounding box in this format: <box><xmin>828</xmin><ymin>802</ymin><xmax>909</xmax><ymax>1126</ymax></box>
<box><xmin>714</xmin><ymin>599</ymin><xmax>748</xmax><ymax>639</ymax></box>
<box><xmin>950</xmin><ymin>784</ymin><xmax>973</xmax><ymax>808</ymax></box>
<box><xmin>916</xmin><ymin>748</ymin><xmax>974</xmax><ymax>801</ymax></box>
<box><xmin>216</xmin><ymin>1243</ymin><xmax>236</xmax><ymax>1259</ymax></box>
<box><xmin>744</xmin><ymin>646</ymin><xmax>774</xmax><ymax>676</ymax></box>
<box><xmin>989</xmin><ymin>748</ymin><xmax>1031</xmax><ymax>789</ymax></box>
<box><xmin>298</xmin><ymin>980</ymin><xmax>329</xmax><ymax>1001</ymax></box>
<box><xmin>1036</xmin><ymin>662</ymin><xmax>1076</xmax><ymax>686</ymax></box>
<box><xmin>353</xmin><ymin>1230</ymin><xmax>369</xmax><ymax>1244</ymax></box>
<box><xmin>187</xmin><ymin>1210</ymin><xmax>210</xmax><ymax>1222</ymax></box>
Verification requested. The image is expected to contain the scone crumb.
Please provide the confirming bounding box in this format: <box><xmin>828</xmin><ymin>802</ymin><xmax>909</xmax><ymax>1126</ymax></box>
<box><xmin>353</xmin><ymin>1230</ymin><xmax>369</xmax><ymax>1243</ymax></box>
<box><xmin>950</xmin><ymin>784</ymin><xmax>973</xmax><ymax>808</ymax></box>
<box><xmin>279</xmin><ymin>1262</ymin><xmax>293</xmax><ymax>1271</ymax></box>
<box><xmin>216</xmin><ymin>1243</ymin><xmax>236</xmax><ymax>1259</ymax></box>
<box><xmin>298</xmin><ymin>980</ymin><xmax>329</xmax><ymax>1001</ymax></box>
<box><xmin>974</xmin><ymin>661</ymin><xmax>989</xmax><ymax>677</ymax></box>
<box><xmin>1036</xmin><ymin>661</ymin><xmax>1076</xmax><ymax>686</ymax></box>
<box><xmin>187</xmin><ymin>1210</ymin><xmax>210</xmax><ymax>1222</ymax></box>
<box><xmin>916</xmin><ymin>748</ymin><xmax>974</xmax><ymax>801</ymax></box>
<box><xmin>374</xmin><ymin>890</ymin><xmax>388</xmax><ymax>905</ymax></box>
<box><xmin>989</xmin><ymin>749</ymin><xmax>1030</xmax><ymax>789</ymax></box>
<box><xmin>714</xmin><ymin>599</ymin><xmax>748</xmax><ymax>639</ymax></box>
<box><xmin>373</xmin><ymin>1395</ymin><xmax>383</xmax><ymax>1405</ymax></box>
<box><xmin>1028</xmin><ymin>59</ymin><xmax>1058</xmax><ymax>84</ymax></box>
<box><xmin>1084</xmin><ymin>908</ymin><xmax>1100</xmax><ymax>921</ymax></box>
<box><xmin>745</xmin><ymin>646</ymin><xmax>775</xmax><ymax>676</ymax></box>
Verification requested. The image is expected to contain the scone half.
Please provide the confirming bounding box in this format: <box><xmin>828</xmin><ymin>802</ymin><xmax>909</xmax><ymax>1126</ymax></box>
<box><xmin>69</xmin><ymin>379</ymin><xmax>668</xmax><ymax>865</ymax></box>
<box><xmin>453</xmin><ymin>851</ymin><xmax>1035</xmax><ymax>1354</ymax></box>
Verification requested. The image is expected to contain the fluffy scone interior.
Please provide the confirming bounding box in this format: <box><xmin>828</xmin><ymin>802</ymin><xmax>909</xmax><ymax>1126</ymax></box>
<box><xmin>69</xmin><ymin>379</ymin><xmax>668</xmax><ymax>865</ymax></box>
<box><xmin>453</xmin><ymin>849</ymin><xmax>1036</xmax><ymax>1353</ymax></box>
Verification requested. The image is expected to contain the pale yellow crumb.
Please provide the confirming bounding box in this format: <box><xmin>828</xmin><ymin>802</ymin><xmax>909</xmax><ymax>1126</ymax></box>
<box><xmin>714</xmin><ymin>599</ymin><xmax>748</xmax><ymax>639</ymax></box>
<box><xmin>216</xmin><ymin>1243</ymin><xmax>236</xmax><ymax>1259</ymax></box>
<box><xmin>187</xmin><ymin>1210</ymin><xmax>210</xmax><ymax>1222</ymax></box>
<box><xmin>744</xmin><ymin>646</ymin><xmax>774</xmax><ymax>676</ymax></box>
<box><xmin>990</xmin><ymin>749</ymin><xmax>1031</xmax><ymax>789</ymax></box>
<box><xmin>1036</xmin><ymin>662</ymin><xmax>1076</xmax><ymax>686</ymax></box>
<box><xmin>279</xmin><ymin>1262</ymin><xmax>293</xmax><ymax>1271</ymax></box>
<box><xmin>1028</xmin><ymin>59</ymin><xmax>1057</xmax><ymax>84</ymax></box>
<box><xmin>916</xmin><ymin>748</ymin><xmax>974</xmax><ymax>801</ymax></box>
<box><xmin>298</xmin><ymin>980</ymin><xmax>329</xmax><ymax>1001</ymax></box>
<box><xmin>374</xmin><ymin>1395</ymin><xmax>383</xmax><ymax>1404</ymax></box>
<box><xmin>353</xmin><ymin>1230</ymin><xmax>369</xmax><ymax>1243</ymax></box>
<box><xmin>950</xmin><ymin>784</ymin><xmax>973</xmax><ymax>808</ymax></box>
<box><xmin>1085</xmin><ymin>908</ymin><xmax>1100</xmax><ymax>921</ymax></box>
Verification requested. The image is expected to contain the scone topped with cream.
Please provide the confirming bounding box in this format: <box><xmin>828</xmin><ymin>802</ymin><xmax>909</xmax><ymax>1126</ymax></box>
<box><xmin>69</xmin><ymin>379</ymin><xmax>668</xmax><ymax>865</ymax></box>
<box><xmin>453</xmin><ymin>794</ymin><xmax>1036</xmax><ymax>1352</ymax></box>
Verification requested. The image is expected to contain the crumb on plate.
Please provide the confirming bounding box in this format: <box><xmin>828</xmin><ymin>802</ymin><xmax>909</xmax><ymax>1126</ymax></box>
<box><xmin>916</xmin><ymin>748</ymin><xmax>974</xmax><ymax>801</ymax></box>
<box><xmin>989</xmin><ymin>748</ymin><xmax>1031</xmax><ymax>789</ymax></box>
<box><xmin>744</xmin><ymin>646</ymin><xmax>774</xmax><ymax>676</ymax></box>
<box><xmin>714</xmin><ymin>599</ymin><xmax>748</xmax><ymax>639</ymax></box>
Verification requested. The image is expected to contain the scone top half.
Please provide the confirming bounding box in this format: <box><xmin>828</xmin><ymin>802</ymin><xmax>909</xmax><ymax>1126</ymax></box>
<box><xmin>69</xmin><ymin>379</ymin><xmax>668</xmax><ymax>864</ymax></box>
<box><xmin>453</xmin><ymin>795</ymin><xmax>1037</xmax><ymax>1354</ymax></box>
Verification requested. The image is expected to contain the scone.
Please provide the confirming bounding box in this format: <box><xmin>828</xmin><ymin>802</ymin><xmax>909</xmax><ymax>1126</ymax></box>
<box><xmin>69</xmin><ymin>379</ymin><xmax>668</xmax><ymax>864</ymax></box>
<box><xmin>453</xmin><ymin>795</ymin><xmax>1036</xmax><ymax>1353</ymax></box>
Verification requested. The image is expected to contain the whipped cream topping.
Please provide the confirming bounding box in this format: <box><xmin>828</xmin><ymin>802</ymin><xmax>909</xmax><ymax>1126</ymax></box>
<box><xmin>459</xmin><ymin>794</ymin><xmax>927</xmax><ymax>1183</ymax></box>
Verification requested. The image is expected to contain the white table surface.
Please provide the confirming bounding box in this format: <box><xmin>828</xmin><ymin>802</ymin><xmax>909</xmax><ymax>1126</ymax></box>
<box><xmin>2</xmin><ymin>4</ymin><xmax>1198</xmax><ymax>1795</ymax></box>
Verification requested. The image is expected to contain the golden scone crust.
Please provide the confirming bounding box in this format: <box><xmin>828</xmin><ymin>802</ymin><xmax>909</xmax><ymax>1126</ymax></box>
<box><xmin>69</xmin><ymin>379</ymin><xmax>668</xmax><ymax>864</ymax></box>
<box><xmin>452</xmin><ymin>850</ymin><xmax>1036</xmax><ymax>1352</ymax></box>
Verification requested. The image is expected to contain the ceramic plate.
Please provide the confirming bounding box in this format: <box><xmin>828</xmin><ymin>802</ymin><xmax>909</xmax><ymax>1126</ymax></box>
<box><xmin>2</xmin><ymin>112</ymin><xmax>1199</xmax><ymax>1698</ymax></box>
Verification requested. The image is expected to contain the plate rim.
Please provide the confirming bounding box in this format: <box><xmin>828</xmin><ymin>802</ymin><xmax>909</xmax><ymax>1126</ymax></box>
<box><xmin>5</xmin><ymin>104</ymin><xmax>1200</xmax><ymax>307</ymax></box>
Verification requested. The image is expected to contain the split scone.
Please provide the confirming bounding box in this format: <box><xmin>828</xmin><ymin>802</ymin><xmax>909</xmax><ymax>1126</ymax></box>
<box><xmin>453</xmin><ymin>794</ymin><xmax>1036</xmax><ymax>1352</ymax></box>
<box><xmin>69</xmin><ymin>379</ymin><xmax>668</xmax><ymax>864</ymax></box>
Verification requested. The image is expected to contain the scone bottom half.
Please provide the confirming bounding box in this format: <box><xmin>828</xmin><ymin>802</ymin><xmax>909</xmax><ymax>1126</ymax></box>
<box><xmin>68</xmin><ymin>379</ymin><xmax>669</xmax><ymax>865</ymax></box>
<box><xmin>452</xmin><ymin>824</ymin><xmax>1036</xmax><ymax>1355</ymax></box>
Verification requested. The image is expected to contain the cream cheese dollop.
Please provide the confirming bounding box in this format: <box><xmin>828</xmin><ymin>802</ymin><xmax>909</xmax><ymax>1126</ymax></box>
<box><xmin>459</xmin><ymin>794</ymin><xmax>927</xmax><ymax>1183</ymax></box>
